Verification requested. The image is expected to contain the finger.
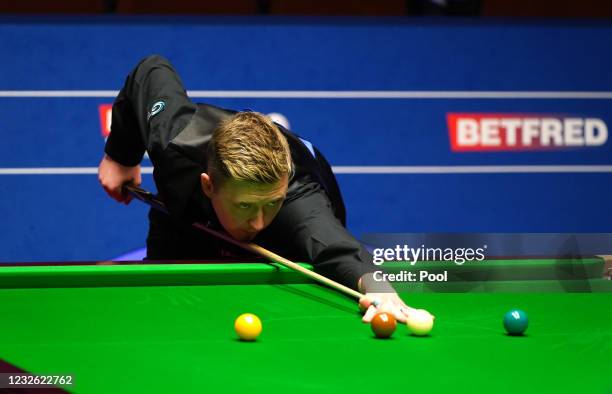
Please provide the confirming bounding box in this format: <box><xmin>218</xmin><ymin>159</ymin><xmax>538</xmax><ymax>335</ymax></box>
<box><xmin>113</xmin><ymin>189</ymin><xmax>126</xmax><ymax>202</ymax></box>
<box><xmin>400</xmin><ymin>305</ymin><xmax>418</xmax><ymax>315</ymax></box>
<box><xmin>417</xmin><ymin>309</ymin><xmax>435</xmax><ymax>320</ymax></box>
<box><xmin>393</xmin><ymin>307</ymin><xmax>408</xmax><ymax>323</ymax></box>
<box><xmin>115</xmin><ymin>190</ymin><xmax>128</xmax><ymax>203</ymax></box>
<box><xmin>362</xmin><ymin>305</ymin><xmax>379</xmax><ymax>323</ymax></box>
<box><xmin>101</xmin><ymin>184</ymin><xmax>111</xmax><ymax>197</ymax></box>
<box><xmin>104</xmin><ymin>185</ymin><xmax>123</xmax><ymax>203</ymax></box>
<box><xmin>120</xmin><ymin>185</ymin><xmax>131</xmax><ymax>204</ymax></box>
<box><xmin>359</xmin><ymin>295</ymin><xmax>376</xmax><ymax>310</ymax></box>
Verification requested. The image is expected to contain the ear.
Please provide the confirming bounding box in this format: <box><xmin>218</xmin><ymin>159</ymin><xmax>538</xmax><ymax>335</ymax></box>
<box><xmin>200</xmin><ymin>173</ymin><xmax>214</xmax><ymax>198</ymax></box>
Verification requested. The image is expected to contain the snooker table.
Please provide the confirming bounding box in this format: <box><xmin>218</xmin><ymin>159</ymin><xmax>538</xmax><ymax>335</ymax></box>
<box><xmin>0</xmin><ymin>258</ymin><xmax>611</xmax><ymax>394</ymax></box>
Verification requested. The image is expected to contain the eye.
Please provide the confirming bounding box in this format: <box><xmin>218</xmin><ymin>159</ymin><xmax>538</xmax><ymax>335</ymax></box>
<box><xmin>267</xmin><ymin>199</ymin><xmax>284</xmax><ymax>207</ymax></box>
<box><xmin>238</xmin><ymin>202</ymin><xmax>251</xmax><ymax>209</ymax></box>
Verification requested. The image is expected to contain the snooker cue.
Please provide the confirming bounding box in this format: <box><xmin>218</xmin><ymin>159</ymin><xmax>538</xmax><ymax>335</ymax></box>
<box><xmin>123</xmin><ymin>184</ymin><xmax>365</xmax><ymax>300</ymax></box>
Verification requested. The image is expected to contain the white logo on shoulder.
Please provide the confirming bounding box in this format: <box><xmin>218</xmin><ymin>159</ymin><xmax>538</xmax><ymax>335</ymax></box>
<box><xmin>147</xmin><ymin>101</ymin><xmax>166</xmax><ymax>121</ymax></box>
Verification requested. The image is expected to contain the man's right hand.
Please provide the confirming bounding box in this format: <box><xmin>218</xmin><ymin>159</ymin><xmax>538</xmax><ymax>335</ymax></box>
<box><xmin>98</xmin><ymin>154</ymin><xmax>142</xmax><ymax>204</ymax></box>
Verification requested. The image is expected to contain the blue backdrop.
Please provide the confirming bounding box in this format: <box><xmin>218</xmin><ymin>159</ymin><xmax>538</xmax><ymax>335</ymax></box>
<box><xmin>0</xmin><ymin>17</ymin><xmax>611</xmax><ymax>262</ymax></box>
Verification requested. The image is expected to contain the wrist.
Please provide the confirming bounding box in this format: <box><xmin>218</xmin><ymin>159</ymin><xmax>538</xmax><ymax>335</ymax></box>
<box><xmin>105</xmin><ymin>153</ymin><xmax>139</xmax><ymax>169</ymax></box>
<box><xmin>359</xmin><ymin>272</ymin><xmax>395</xmax><ymax>294</ymax></box>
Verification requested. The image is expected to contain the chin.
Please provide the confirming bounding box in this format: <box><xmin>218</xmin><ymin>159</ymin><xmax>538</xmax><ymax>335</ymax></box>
<box><xmin>241</xmin><ymin>234</ymin><xmax>257</xmax><ymax>241</ymax></box>
<box><xmin>231</xmin><ymin>232</ymin><xmax>256</xmax><ymax>242</ymax></box>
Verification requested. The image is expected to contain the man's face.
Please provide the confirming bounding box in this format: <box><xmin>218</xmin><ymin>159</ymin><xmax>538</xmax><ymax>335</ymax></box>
<box><xmin>201</xmin><ymin>174</ymin><xmax>289</xmax><ymax>241</ymax></box>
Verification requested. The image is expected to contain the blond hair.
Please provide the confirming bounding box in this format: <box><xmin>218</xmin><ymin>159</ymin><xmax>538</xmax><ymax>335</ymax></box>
<box><xmin>207</xmin><ymin>111</ymin><xmax>293</xmax><ymax>186</ymax></box>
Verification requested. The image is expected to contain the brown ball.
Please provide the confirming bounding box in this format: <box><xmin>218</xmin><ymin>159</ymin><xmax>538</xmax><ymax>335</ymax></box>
<box><xmin>371</xmin><ymin>312</ymin><xmax>397</xmax><ymax>339</ymax></box>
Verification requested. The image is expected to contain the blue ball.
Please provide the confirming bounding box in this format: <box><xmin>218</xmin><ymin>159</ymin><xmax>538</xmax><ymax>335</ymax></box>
<box><xmin>503</xmin><ymin>309</ymin><xmax>528</xmax><ymax>335</ymax></box>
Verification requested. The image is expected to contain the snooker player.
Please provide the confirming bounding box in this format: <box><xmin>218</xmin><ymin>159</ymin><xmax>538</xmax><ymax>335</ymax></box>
<box><xmin>98</xmin><ymin>55</ymin><xmax>413</xmax><ymax>322</ymax></box>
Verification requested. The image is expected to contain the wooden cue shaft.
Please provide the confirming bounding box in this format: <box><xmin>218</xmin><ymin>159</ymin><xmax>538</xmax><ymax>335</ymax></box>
<box><xmin>191</xmin><ymin>222</ymin><xmax>364</xmax><ymax>300</ymax></box>
<box><xmin>124</xmin><ymin>184</ymin><xmax>364</xmax><ymax>300</ymax></box>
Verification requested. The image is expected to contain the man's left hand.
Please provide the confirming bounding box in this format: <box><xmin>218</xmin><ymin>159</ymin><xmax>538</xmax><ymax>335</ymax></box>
<box><xmin>359</xmin><ymin>292</ymin><xmax>417</xmax><ymax>323</ymax></box>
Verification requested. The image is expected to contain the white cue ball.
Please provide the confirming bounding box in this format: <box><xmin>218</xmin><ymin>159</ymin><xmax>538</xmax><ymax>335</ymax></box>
<box><xmin>406</xmin><ymin>309</ymin><xmax>434</xmax><ymax>336</ymax></box>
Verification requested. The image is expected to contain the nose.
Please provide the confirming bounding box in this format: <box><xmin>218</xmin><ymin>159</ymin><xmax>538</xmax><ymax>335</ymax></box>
<box><xmin>248</xmin><ymin>209</ymin><xmax>265</xmax><ymax>232</ymax></box>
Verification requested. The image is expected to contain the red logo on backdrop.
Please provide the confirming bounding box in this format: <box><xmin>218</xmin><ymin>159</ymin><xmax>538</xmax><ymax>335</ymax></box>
<box><xmin>447</xmin><ymin>113</ymin><xmax>608</xmax><ymax>152</ymax></box>
<box><xmin>98</xmin><ymin>104</ymin><xmax>112</xmax><ymax>137</ymax></box>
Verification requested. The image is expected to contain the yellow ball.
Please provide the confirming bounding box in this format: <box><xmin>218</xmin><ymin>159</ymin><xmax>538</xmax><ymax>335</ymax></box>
<box><xmin>234</xmin><ymin>313</ymin><xmax>262</xmax><ymax>341</ymax></box>
<box><xmin>406</xmin><ymin>309</ymin><xmax>434</xmax><ymax>336</ymax></box>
